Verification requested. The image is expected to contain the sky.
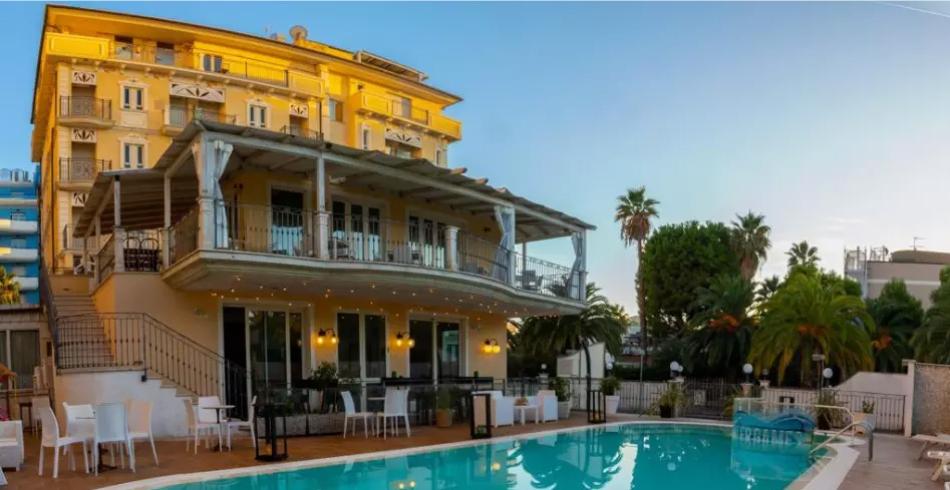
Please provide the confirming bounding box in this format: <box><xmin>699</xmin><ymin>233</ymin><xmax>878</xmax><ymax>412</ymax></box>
<box><xmin>5</xmin><ymin>1</ymin><xmax>950</xmax><ymax>314</ymax></box>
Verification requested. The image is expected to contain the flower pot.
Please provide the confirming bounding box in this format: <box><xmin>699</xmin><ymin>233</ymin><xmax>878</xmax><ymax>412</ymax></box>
<box><xmin>605</xmin><ymin>395</ymin><xmax>620</xmax><ymax>416</ymax></box>
<box><xmin>659</xmin><ymin>405</ymin><xmax>674</xmax><ymax>419</ymax></box>
<box><xmin>435</xmin><ymin>408</ymin><xmax>454</xmax><ymax>428</ymax></box>
<box><xmin>558</xmin><ymin>400</ymin><xmax>572</xmax><ymax>419</ymax></box>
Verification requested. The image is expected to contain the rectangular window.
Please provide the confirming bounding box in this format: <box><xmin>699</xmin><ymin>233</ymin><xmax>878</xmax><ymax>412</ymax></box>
<box><xmin>288</xmin><ymin>116</ymin><xmax>305</xmax><ymax>136</ymax></box>
<box><xmin>123</xmin><ymin>142</ymin><xmax>145</xmax><ymax>169</ymax></box>
<box><xmin>114</xmin><ymin>36</ymin><xmax>133</xmax><ymax>60</ymax></box>
<box><xmin>9</xmin><ymin>330</ymin><xmax>39</xmax><ymax>389</ymax></box>
<box><xmin>393</xmin><ymin>96</ymin><xmax>411</xmax><ymax>119</ymax></box>
<box><xmin>364</xmin><ymin>315</ymin><xmax>386</xmax><ymax>378</ymax></box>
<box><xmin>155</xmin><ymin>42</ymin><xmax>175</xmax><ymax>65</ymax></box>
<box><xmin>10</xmin><ymin>267</ymin><xmax>26</xmax><ymax>277</ymax></box>
<box><xmin>10</xmin><ymin>211</ymin><xmax>25</xmax><ymax>221</ymax></box>
<box><xmin>248</xmin><ymin>104</ymin><xmax>267</xmax><ymax>128</ymax></box>
<box><xmin>437</xmin><ymin>322</ymin><xmax>460</xmax><ymax>379</ymax></box>
<box><xmin>122</xmin><ymin>86</ymin><xmax>144</xmax><ymax>111</ymax></box>
<box><xmin>328</xmin><ymin>99</ymin><xmax>343</xmax><ymax>122</ymax></box>
<box><xmin>10</xmin><ymin>238</ymin><xmax>26</xmax><ymax>249</ymax></box>
<box><xmin>202</xmin><ymin>54</ymin><xmax>223</xmax><ymax>73</ymax></box>
<box><xmin>360</xmin><ymin>126</ymin><xmax>371</xmax><ymax>150</ymax></box>
<box><xmin>337</xmin><ymin>313</ymin><xmax>361</xmax><ymax>379</ymax></box>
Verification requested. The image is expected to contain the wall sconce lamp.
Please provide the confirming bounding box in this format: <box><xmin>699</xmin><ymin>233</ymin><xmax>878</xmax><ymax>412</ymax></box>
<box><xmin>482</xmin><ymin>338</ymin><xmax>501</xmax><ymax>354</ymax></box>
<box><xmin>316</xmin><ymin>329</ymin><xmax>337</xmax><ymax>346</ymax></box>
<box><xmin>394</xmin><ymin>331</ymin><xmax>414</xmax><ymax>348</ymax></box>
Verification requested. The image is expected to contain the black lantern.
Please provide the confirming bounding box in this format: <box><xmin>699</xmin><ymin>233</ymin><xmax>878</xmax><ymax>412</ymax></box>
<box><xmin>587</xmin><ymin>389</ymin><xmax>606</xmax><ymax>424</ymax></box>
<box><xmin>470</xmin><ymin>393</ymin><xmax>493</xmax><ymax>439</ymax></box>
<box><xmin>254</xmin><ymin>400</ymin><xmax>289</xmax><ymax>462</ymax></box>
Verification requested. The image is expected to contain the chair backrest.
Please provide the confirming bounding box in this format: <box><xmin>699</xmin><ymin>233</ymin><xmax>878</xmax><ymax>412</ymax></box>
<box><xmin>32</xmin><ymin>396</ymin><xmax>51</xmax><ymax>416</ymax></box>
<box><xmin>182</xmin><ymin>398</ymin><xmax>196</xmax><ymax>428</ymax></box>
<box><xmin>62</xmin><ymin>402</ymin><xmax>94</xmax><ymax>434</ymax></box>
<box><xmin>39</xmin><ymin>406</ymin><xmax>60</xmax><ymax>447</ymax></box>
<box><xmin>128</xmin><ymin>399</ymin><xmax>152</xmax><ymax>434</ymax></box>
<box><xmin>341</xmin><ymin>391</ymin><xmax>356</xmax><ymax>415</ymax></box>
<box><xmin>383</xmin><ymin>389</ymin><xmax>403</xmax><ymax>416</ymax></box>
<box><xmin>247</xmin><ymin>395</ymin><xmax>257</xmax><ymax>422</ymax></box>
<box><xmin>94</xmin><ymin>403</ymin><xmax>129</xmax><ymax>444</ymax></box>
<box><xmin>196</xmin><ymin>396</ymin><xmax>221</xmax><ymax>424</ymax></box>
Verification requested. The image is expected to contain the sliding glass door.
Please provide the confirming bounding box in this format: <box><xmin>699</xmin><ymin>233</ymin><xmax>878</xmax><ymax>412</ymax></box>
<box><xmin>245</xmin><ymin>309</ymin><xmax>304</xmax><ymax>392</ymax></box>
<box><xmin>409</xmin><ymin>319</ymin><xmax>462</xmax><ymax>381</ymax></box>
<box><xmin>337</xmin><ymin>312</ymin><xmax>387</xmax><ymax>381</ymax></box>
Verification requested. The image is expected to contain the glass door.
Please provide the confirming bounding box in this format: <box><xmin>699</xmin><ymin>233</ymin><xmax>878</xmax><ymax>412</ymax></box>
<box><xmin>249</xmin><ymin>310</ymin><xmax>287</xmax><ymax>390</ymax></box>
<box><xmin>409</xmin><ymin>319</ymin><xmax>462</xmax><ymax>381</ymax></box>
<box><xmin>270</xmin><ymin>189</ymin><xmax>304</xmax><ymax>256</ymax></box>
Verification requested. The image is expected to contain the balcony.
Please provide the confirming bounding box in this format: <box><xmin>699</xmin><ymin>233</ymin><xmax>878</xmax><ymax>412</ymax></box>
<box><xmin>59</xmin><ymin>96</ymin><xmax>113</xmax><ymax>128</ymax></box>
<box><xmin>0</xmin><ymin>218</ymin><xmax>37</xmax><ymax>235</ymax></box>
<box><xmin>59</xmin><ymin>158</ymin><xmax>112</xmax><ymax>184</ymax></box>
<box><xmin>162</xmin><ymin>105</ymin><xmax>237</xmax><ymax>135</ymax></box>
<box><xmin>351</xmin><ymin>92</ymin><xmax>461</xmax><ymax>140</ymax></box>
<box><xmin>0</xmin><ymin>247</ymin><xmax>37</xmax><ymax>263</ymax></box>
<box><xmin>162</xmin><ymin>202</ymin><xmax>582</xmax><ymax>308</ymax></box>
<box><xmin>279</xmin><ymin>125</ymin><xmax>323</xmax><ymax>142</ymax></box>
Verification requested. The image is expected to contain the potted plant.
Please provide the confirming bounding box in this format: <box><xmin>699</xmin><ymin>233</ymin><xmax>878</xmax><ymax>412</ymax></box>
<box><xmin>853</xmin><ymin>400</ymin><xmax>875</xmax><ymax>426</ymax></box>
<box><xmin>601</xmin><ymin>376</ymin><xmax>621</xmax><ymax>416</ymax></box>
<box><xmin>309</xmin><ymin>361</ymin><xmax>338</xmax><ymax>412</ymax></box>
<box><xmin>435</xmin><ymin>387</ymin><xmax>454</xmax><ymax>428</ymax></box>
<box><xmin>551</xmin><ymin>377</ymin><xmax>572</xmax><ymax>419</ymax></box>
<box><xmin>816</xmin><ymin>389</ymin><xmax>841</xmax><ymax>431</ymax></box>
<box><xmin>657</xmin><ymin>383</ymin><xmax>685</xmax><ymax>418</ymax></box>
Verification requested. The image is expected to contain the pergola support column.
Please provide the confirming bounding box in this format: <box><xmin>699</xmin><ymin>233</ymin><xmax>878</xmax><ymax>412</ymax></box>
<box><xmin>113</xmin><ymin>176</ymin><xmax>124</xmax><ymax>273</ymax></box>
<box><xmin>315</xmin><ymin>153</ymin><xmax>329</xmax><ymax>260</ymax></box>
<box><xmin>163</xmin><ymin>174</ymin><xmax>171</xmax><ymax>267</ymax></box>
<box><xmin>445</xmin><ymin>225</ymin><xmax>459</xmax><ymax>271</ymax></box>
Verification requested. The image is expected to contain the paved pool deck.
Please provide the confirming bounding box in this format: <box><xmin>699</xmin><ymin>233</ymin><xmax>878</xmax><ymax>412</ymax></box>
<box><xmin>3</xmin><ymin>415</ymin><xmax>941</xmax><ymax>489</ymax></box>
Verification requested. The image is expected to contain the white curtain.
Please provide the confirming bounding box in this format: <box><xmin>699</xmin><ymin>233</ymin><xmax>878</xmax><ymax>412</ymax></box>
<box><xmin>209</xmin><ymin>141</ymin><xmax>233</xmax><ymax>247</ymax></box>
<box><xmin>493</xmin><ymin>205</ymin><xmax>515</xmax><ymax>282</ymax></box>
<box><xmin>566</xmin><ymin>231</ymin><xmax>585</xmax><ymax>299</ymax></box>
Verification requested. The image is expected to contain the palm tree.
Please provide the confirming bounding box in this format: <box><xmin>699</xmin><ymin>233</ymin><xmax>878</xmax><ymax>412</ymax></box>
<box><xmin>0</xmin><ymin>267</ymin><xmax>21</xmax><ymax>305</ymax></box>
<box><xmin>866</xmin><ymin>280</ymin><xmax>922</xmax><ymax>372</ymax></box>
<box><xmin>912</xmin><ymin>267</ymin><xmax>950</xmax><ymax>363</ymax></box>
<box><xmin>731</xmin><ymin>212</ymin><xmax>771</xmax><ymax>281</ymax></box>
<box><xmin>614</xmin><ymin>187</ymin><xmax>658</xmax><ymax>394</ymax></box>
<box><xmin>686</xmin><ymin>274</ymin><xmax>756</xmax><ymax>375</ymax></box>
<box><xmin>786</xmin><ymin>241</ymin><xmax>819</xmax><ymax>269</ymax></box>
<box><xmin>518</xmin><ymin>284</ymin><xmax>627</xmax><ymax>392</ymax></box>
<box><xmin>756</xmin><ymin>275</ymin><xmax>782</xmax><ymax>304</ymax></box>
<box><xmin>749</xmin><ymin>271</ymin><xmax>874</xmax><ymax>385</ymax></box>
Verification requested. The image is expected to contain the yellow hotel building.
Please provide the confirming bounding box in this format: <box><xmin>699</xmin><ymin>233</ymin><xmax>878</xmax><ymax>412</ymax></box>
<box><xmin>32</xmin><ymin>5</ymin><xmax>591</xmax><ymax>434</ymax></box>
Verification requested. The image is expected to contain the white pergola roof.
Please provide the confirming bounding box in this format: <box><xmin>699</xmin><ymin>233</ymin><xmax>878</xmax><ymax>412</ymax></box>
<box><xmin>74</xmin><ymin>121</ymin><xmax>595</xmax><ymax>241</ymax></box>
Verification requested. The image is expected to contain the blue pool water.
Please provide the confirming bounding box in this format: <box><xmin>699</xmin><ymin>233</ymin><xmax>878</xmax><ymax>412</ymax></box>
<box><xmin>167</xmin><ymin>424</ymin><xmax>820</xmax><ymax>489</ymax></box>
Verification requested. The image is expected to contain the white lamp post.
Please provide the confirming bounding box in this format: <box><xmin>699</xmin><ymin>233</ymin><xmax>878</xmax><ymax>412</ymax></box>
<box><xmin>741</xmin><ymin>363</ymin><xmax>754</xmax><ymax>396</ymax></box>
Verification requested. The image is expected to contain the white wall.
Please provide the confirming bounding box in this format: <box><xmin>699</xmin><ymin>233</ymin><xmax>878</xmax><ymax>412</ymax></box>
<box><xmin>556</xmin><ymin>342</ymin><xmax>606</xmax><ymax>379</ymax></box>
<box><xmin>54</xmin><ymin>371</ymin><xmax>190</xmax><ymax>438</ymax></box>
<box><xmin>835</xmin><ymin>372</ymin><xmax>911</xmax><ymax>397</ymax></box>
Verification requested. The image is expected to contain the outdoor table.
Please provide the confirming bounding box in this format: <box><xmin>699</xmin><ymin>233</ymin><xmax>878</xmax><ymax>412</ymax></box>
<box><xmin>201</xmin><ymin>404</ymin><xmax>234</xmax><ymax>452</ymax></box>
<box><xmin>514</xmin><ymin>404</ymin><xmax>539</xmax><ymax>425</ymax></box>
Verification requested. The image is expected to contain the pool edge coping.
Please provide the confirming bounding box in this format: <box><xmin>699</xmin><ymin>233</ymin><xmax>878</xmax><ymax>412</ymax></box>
<box><xmin>99</xmin><ymin>419</ymin><xmax>841</xmax><ymax>490</ymax></box>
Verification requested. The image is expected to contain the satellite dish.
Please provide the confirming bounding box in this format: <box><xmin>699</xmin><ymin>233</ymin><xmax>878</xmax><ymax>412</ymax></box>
<box><xmin>289</xmin><ymin>25</ymin><xmax>308</xmax><ymax>42</ymax></box>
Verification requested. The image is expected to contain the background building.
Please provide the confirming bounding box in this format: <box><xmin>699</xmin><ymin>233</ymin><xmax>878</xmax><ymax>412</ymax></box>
<box><xmin>844</xmin><ymin>246</ymin><xmax>947</xmax><ymax>307</ymax></box>
<box><xmin>0</xmin><ymin>167</ymin><xmax>39</xmax><ymax>305</ymax></box>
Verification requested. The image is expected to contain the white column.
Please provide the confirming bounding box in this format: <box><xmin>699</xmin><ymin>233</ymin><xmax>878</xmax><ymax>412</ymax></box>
<box><xmin>315</xmin><ymin>153</ymin><xmax>329</xmax><ymax>260</ymax></box>
<box><xmin>445</xmin><ymin>225</ymin><xmax>459</xmax><ymax>271</ymax></box>
<box><xmin>163</xmin><ymin>174</ymin><xmax>171</xmax><ymax>267</ymax></box>
<box><xmin>113</xmin><ymin>176</ymin><xmax>124</xmax><ymax>273</ymax></box>
<box><xmin>93</xmin><ymin>217</ymin><xmax>101</xmax><ymax>284</ymax></box>
<box><xmin>577</xmin><ymin>230</ymin><xmax>588</xmax><ymax>300</ymax></box>
<box><xmin>521</xmin><ymin>242</ymin><xmax>528</xmax><ymax>287</ymax></box>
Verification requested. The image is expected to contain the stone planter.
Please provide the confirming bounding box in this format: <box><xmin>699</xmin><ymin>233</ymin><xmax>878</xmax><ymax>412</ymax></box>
<box><xmin>558</xmin><ymin>400</ymin><xmax>571</xmax><ymax>419</ymax></box>
<box><xmin>605</xmin><ymin>395</ymin><xmax>620</xmax><ymax>416</ymax></box>
<box><xmin>435</xmin><ymin>409</ymin><xmax>454</xmax><ymax>428</ymax></box>
<box><xmin>659</xmin><ymin>405</ymin><xmax>674</xmax><ymax>419</ymax></box>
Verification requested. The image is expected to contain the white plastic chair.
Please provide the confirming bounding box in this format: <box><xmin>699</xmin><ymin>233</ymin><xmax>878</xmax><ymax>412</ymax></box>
<box><xmin>183</xmin><ymin>398</ymin><xmax>220</xmax><ymax>454</ymax></box>
<box><xmin>534</xmin><ymin>390</ymin><xmax>559</xmax><ymax>423</ymax></box>
<box><xmin>226</xmin><ymin>396</ymin><xmax>257</xmax><ymax>450</ymax></box>
<box><xmin>37</xmin><ymin>407</ymin><xmax>88</xmax><ymax>478</ymax></box>
<box><xmin>31</xmin><ymin>396</ymin><xmax>51</xmax><ymax>436</ymax></box>
<box><xmin>197</xmin><ymin>396</ymin><xmax>224</xmax><ymax>450</ymax></box>
<box><xmin>128</xmin><ymin>400</ymin><xmax>158</xmax><ymax>466</ymax></box>
<box><xmin>341</xmin><ymin>391</ymin><xmax>374</xmax><ymax>438</ymax></box>
<box><xmin>377</xmin><ymin>389</ymin><xmax>410</xmax><ymax>439</ymax></box>
<box><xmin>93</xmin><ymin>403</ymin><xmax>135</xmax><ymax>475</ymax></box>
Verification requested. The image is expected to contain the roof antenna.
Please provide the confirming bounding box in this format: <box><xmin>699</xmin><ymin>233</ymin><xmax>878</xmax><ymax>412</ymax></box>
<box><xmin>913</xmin><ymin>236</ymin><xmax>925</xmax><ymax>251</ymax></box>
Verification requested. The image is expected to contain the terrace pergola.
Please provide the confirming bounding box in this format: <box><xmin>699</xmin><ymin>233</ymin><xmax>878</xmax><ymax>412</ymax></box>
<box><xmin>73</xmin><ymin>121</ymin><xmax>594</xmax><ymax>310</ymax></box>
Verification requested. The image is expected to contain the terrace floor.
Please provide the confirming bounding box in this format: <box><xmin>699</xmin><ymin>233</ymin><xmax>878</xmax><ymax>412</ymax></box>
<box><xmin>4</xmin><ymin>415</ymin><xmax>941</xmax><ymax>489</ymax></box>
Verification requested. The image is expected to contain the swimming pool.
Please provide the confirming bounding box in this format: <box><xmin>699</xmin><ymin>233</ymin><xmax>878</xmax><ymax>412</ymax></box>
<box><xmin>156</xmin><ymin>423</ymin><xmax>826</xmax><ymax>490</ymax></box>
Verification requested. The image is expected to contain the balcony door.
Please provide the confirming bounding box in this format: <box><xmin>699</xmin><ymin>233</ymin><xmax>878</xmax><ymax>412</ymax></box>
<box><xmin>408</xmin><ymin>216</ymin><xmax>446</xmax><ymax>268</ymax></box>
<box><xmin>331</xmin><ymin>200</ymin><xmax>382</xmax><ymax>261</ymax></box>
<box><xmin>409</xmin><ymin>319</ymin><xmax>463</xmax><ymax>381</ymax></box>
<box><xmin>270</xmin><ymin>188</ymin><xmax>304</xmax><ymax>256</ymax></box>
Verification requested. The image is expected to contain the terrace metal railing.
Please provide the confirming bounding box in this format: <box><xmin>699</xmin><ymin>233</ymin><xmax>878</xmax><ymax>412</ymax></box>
<box><xmin>164</xmin><ymin>105</ymin><xmax>237</xmax><ymax>128</ymax></box>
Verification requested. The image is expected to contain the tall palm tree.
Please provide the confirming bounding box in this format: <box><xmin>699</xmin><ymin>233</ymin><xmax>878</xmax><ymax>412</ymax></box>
<box><xmin>0</xmin><ymin>267</ymin><xmax>20</xmax><ymax>305</ymax></box>
<box><xmin>518</xmin><ymin>284</ymin><xmax>627</xmax><ymax>392</ymax></box>
<box><xmin>687</xmin><ymin>274</ymin><xmax>756</xmax><ymax>375</ymax></box>
<box><xmin>786</xmin><ymin>241</ymin><xmax>819</xmax><ymax>269</ymax></box>
<box><xmin>912</xmin><ymin>267</ymin><xmax>950</xmax><ymax>363</ymax></box>
<box><xmin>614</xmin><ymin>187</ymin><xmax>658</xmax><ymax>393</ymax></box>
<box><xmin>731</xmin><ymin>212</ymin><xmax>771</xmax><ymax>281</ymax></box>
<box><xmin>866</xmin><ymin>280</ymin><xmax>922</xmax><ymax>372</ymax></box>
<box><xmin>749</xmin><ymin>271</ymin><xmax>874</xmax><ymax>385</ymax></box>
<box><xmin>756</xmin><ymin>275</ymin><xmax>782</xmax><ymax>304</ymax></box>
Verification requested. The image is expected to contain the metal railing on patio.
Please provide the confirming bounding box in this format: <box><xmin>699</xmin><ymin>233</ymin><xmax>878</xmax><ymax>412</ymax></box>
<box><xmin>164</xmin><ymin>105</ymin><xmax>237</xmax><ymax>128</ymax></box>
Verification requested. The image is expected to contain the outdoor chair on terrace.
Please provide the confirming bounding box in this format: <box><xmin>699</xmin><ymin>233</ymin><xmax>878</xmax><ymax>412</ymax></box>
<box><xmin>472</xmin><ymin>391</ymin><xmax>514</xmax><ymax>427</ymax></box>
<box><xmin>37</xmin><ymin>407</ymin><xmax>88</xmax><ymax>478</ymax></box>
<box><xmin>341</xmin><ymin>391</ymin><xmax>374</xmax><ymax>438</ymax></box>
<box><xmin>128</xmin><ymin>399</ymin><xmax>159</xmax><ymax>466</ymax></box>
<box><xmin>226</xmin><ymin>395</ymin><xmax>257</xmax><ymax>449</ymax></box>
<box><xmin>377</xmin><ymin>389</ymin><xmax>410</xmax><ymax>439</ymax></box>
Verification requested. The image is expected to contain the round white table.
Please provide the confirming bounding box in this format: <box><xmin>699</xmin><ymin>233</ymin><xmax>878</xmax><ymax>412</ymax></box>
<box><xmin>514</xmin><ymin>404</ymin><xmax>539</xmax><ymax>425</ymax></box>
<box><xmin>200</xmin><ymin>404</ymin><xmax>234</xmax><ymax>452</ymax></box>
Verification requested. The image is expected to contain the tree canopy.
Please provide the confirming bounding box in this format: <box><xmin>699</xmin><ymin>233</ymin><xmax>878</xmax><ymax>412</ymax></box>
<box><xmin>866</xmin><ymin>279</ymin><xmax>922</xmax><ymax>372</ymax></box>
<box><xmin>640</xmin><ymin>221</ymin><xmax>740</xmax><ymax>338</ymax></box>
